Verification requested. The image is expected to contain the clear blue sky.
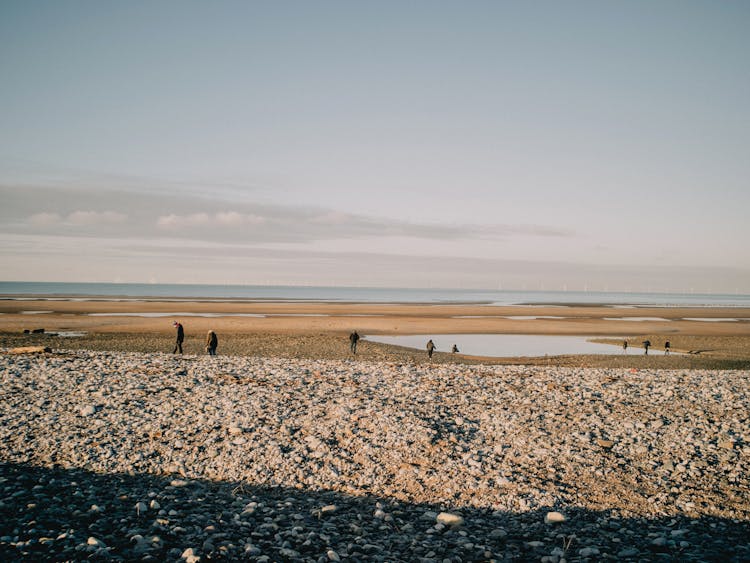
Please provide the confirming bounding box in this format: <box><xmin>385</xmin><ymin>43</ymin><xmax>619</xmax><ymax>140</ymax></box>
<box><xmin>1</xmin><ymin>1</ymin><xmax>748</xmax><ymax>292</ymax></box>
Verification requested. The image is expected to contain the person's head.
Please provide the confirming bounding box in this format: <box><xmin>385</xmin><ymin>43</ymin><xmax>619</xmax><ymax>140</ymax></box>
<box><xmin>173</xmin><ymin>321</ymin><xmax>179</xmax><ymax>327</ymax></box>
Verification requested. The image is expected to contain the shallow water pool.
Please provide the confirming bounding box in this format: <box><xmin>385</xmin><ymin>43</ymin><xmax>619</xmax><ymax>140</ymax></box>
<box><xmin>365</xmin><ymin>334</ymin><xmax>635</xmax><ymax>357</ymax></box>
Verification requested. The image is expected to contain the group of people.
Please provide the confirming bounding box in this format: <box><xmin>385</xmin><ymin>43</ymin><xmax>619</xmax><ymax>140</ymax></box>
<box><xmin>176</xmin><ymin>321</ymin><xmax>674</xmax><ymax>359</ymax></box>
<box><xmin>623</xmin><ymin>339</ymin><xmax>671</xmax><ymax>355</ymax></box>
<box><xmin>427</xmin><ymin>339</ymin><xmax>459</xmax><ymax>358</ymax></box>
<box><xmin>172</xmin><ymin>321</ymin><xmax>218</xmax><ymax>356</ymax></box>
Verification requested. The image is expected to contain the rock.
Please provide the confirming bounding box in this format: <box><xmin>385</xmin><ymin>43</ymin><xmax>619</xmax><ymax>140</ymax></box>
<box><xmin>544</xmin><ymin>511</ymin><xmax>566</xmax><ymax>524</ymax></box>
<box><xmin>436</xmin><ymin>512</ymin><xmax>464</xmax><ymax>528</ymax></box>
<box><xmin>87</xmin><ymin>537</ymin><xmax>106</xmax><ymax>548</ymax></box>
<box><xmin>80</xmin><ymin>405</ymin><xmax>97</xmax><ymax>416</ymax></box>
<box><xmin>421</xmin><ymin>510</ymin><xmax>438</xmax><ymax>521</ymax></box>
<box><xmin>182</xmin><ymin>547</ymin><xmax>200</xmax><ymax>562</ymax></box>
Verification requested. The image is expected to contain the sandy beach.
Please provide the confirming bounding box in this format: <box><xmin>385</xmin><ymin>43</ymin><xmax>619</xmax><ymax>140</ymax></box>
<box><xmin>1</xmin><ymin>298</ymin><xmax>749</xmax><ymax>368</ymax></box>
<box><xmin>2</xmin><ymin>296</ymin><xmax>749</xmax><ymax>560</ymax></box>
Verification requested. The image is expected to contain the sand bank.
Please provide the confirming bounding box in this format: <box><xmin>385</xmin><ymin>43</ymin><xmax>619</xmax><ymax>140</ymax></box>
<box><xmin>2</xmin><ymin>299</ymin><xmax>749</xmax><ymax>367</ymax></box>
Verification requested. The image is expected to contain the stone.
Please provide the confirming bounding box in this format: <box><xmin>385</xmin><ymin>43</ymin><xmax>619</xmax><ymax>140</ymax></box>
<box><xmin>544</xmin><ymin>511</ymin><xmax>566</xmax><ymax>524</ymax></box>
<box><xmin>182</xmin><ymin>547</ymin><xmax>200</xmax><ymax>562</ymax></box>
<box><xmin>87</xmin><ymin>537</ymin><xmax>106</xmax><ymax>548</ymax></box>
<box><xmin>436</xmin><ymin>512</ymin><xmax>464</xmax><ymax>528</ymax></box>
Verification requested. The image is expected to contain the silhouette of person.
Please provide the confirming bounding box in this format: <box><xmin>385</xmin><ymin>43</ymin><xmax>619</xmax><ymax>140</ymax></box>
<box><xmin>349</xmin><ymin>331</ymin><xmax>360</xmax><ymax>354</ymax></box>
<box><xmin>642</xmin><ymin>339</ymin><xmax>651</xmax><ymax>355</ymax></box>
<box><xmin>623</xmin><ymin>340</ymin><xmax>628</xmax><ymax>354</ymax></box>
<box><xmin>426</xmin><ymin>339</ymin><xmax>436</xmax><ymax>359</ymax></box>
<box><xmin>664</xmin><ymin>341</ymin><xmax>670</xmax><ymax>355</ymax></box>
<box><xmin>206</xmin><ymin>330</ymin><xmax>218</xmax><ymax>356</ymax></box>
<box><xmin>173</xmin><ymin>321</ymin><xmax>184</xmax><ymax>354</ymax></box>
<box><xmin>452</xmin><ymin>344</ymin><xmax>459</xmax><ymax>354</ymax></box>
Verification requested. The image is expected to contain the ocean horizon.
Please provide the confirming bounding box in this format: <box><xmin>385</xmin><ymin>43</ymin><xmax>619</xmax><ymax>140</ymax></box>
<box><xmin>1</xmin><ymin>281</ymin><xmax>749</xmax><ymax>308</ymax></box>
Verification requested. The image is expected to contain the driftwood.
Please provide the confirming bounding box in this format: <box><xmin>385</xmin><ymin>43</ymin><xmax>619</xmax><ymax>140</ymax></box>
<box><xmin>7</xmin><ymin>346</ymin><xmax>52</xmax><ymax>354</ymax></box>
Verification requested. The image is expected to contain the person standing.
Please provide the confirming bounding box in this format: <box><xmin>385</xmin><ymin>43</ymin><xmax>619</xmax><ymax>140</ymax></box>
<box><xmin>173</xmin><ymin>321</ymin><xmax>184</xmax><ymax>354</ymax></box>
<box><xmin>206</xmin><ymin>330</ymin><xmax>218</xmax><ymax>356</ymax></box>
<box><xmin>623</xmin><ymin>340</ymin><xmax>628</xmax><ymax>354</ymax></box>
<box><xmin>642</xmin><ymin>339</ymin><xmax>651</xmax><ymax>355</ymax></box>
<box><xmin>426</xmin><ymin>339</ymin><xmax>436</xmax><ymax>359</ymax></box>
<box><xmin>664</xmin><ymin>341</ymin><xmax>670</xmax><ymax>355</ymax></box>
<box><xmin>349</xmin><ymin>331</ymin><xmax>360</xmax><ymax>354</ymax></box>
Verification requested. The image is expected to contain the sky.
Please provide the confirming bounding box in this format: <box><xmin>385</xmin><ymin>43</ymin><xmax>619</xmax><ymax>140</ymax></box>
<box><xmin>1</xmin><ymin>1</ymin><xmax>749</xmax><ymax>292</ymax></box>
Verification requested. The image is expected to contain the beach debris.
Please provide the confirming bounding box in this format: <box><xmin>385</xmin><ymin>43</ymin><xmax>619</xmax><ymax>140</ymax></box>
<box><xmin>7</xmin><ymin>346</ymin><xmax>51</xmax><ymax>354</ymax></box>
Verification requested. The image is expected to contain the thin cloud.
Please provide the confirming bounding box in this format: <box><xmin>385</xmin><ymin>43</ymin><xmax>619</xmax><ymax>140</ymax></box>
<box><xmin>28</xmin><ymin>212</ymin><xmax>62</xmax><ymax>226</ymax></box>
<box><xmin>27</xmin><ymin>210</ymin><xmax>127</xmax><ymax>227</ymax></box>
<box><xmin>157</xmin><ymin>212</ymin><xmax>267</xmax><ymax>230</ymax></box>
<box><xmin>66</xmin><ymin>210</ymin><xmax>127</xmax><ymax>225</ymax></box>
<box><xmin>6</xmin><ymin>184</ymin><xmax>575</xmax><ymax>248</ymax></box>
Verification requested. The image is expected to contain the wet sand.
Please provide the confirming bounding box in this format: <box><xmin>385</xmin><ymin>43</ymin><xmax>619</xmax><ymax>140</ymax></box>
<box><xmin>2</xmin><ymin>298</ymin><xmax>749</xmax><ymax>368</ymax></box>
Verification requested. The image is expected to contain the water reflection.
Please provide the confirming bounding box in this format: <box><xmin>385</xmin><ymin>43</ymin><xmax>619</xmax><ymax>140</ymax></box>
<box><xmin>366</xmin><ymin>334</ymin><xmax>630</xmax><ymax>357</ymax></box>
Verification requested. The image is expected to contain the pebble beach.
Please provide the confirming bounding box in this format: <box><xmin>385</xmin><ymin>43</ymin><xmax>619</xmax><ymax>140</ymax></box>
<box><xmin>1</xmin><ymin>347</ymin><xmax>749</xmax><ymax>561</ymax></box>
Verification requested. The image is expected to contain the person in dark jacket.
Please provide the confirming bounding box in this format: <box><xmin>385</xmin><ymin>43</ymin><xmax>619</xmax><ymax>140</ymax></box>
<box><xmin>206</xmin><ymin>330</ymin><xmax>218</xmax><ymax>356</ymax></box>
<box><xmin>426</xmin><ymin>339</ymin><xmax>436</xmax><ymax>359</ymax></box>
<box><xmin>349</xmin><ymin>331</ymin><xmax>360</xmax><ymax>354</ymax></box>
<box><xmin>173</xmin><ymin>321</ymin><xmax>184</xmax><ymax>354</ymax></box>
<box><xmin>642</xmin><ymin>339</ymin><xmax>651</xmax><ymax>355</ymax></box>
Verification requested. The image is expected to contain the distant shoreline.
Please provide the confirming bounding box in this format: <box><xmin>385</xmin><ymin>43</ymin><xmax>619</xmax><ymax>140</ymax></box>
<box><xmin>2</xmin><ymin>281</ymin><xmax>748</xmax><ymax>308</ymax></box>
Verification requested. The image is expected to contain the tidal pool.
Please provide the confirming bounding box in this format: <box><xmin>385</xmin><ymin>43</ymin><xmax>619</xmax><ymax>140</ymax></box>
<box><xmin>365</xmin><ymin>334</ymin><xmax>631</xmax><ymax>357</ymax></box>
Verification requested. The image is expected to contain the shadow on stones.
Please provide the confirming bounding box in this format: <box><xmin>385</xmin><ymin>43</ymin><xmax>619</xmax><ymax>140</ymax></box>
<box><xmin>1</xmin><ymin>462</ymin><xmax>747</xmax><ymax>562</ymax></box>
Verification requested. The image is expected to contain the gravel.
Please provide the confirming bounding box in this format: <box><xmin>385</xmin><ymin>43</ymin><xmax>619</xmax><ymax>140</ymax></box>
<box><xmin>1</xmin><ymin>349</ymin><xmax>748</xmax><ymax>561</ymax></box>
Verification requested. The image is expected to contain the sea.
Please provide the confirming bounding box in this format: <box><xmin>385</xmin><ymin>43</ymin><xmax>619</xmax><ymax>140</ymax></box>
<box><xmin>1</xmin><ymin>281</ymin><xmax>749</xmax><ymax>307</ymax></box>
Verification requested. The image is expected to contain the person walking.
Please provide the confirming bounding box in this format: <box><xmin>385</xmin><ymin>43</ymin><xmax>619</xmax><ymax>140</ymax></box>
<box><xmin>206</xmin><ymin>330</ymin><xmax>218</xmax><ymax>356</ymax></box>
<box><xmin>426</xmin><ymin>339</ymin><xmax>436</xmax><ymax>359</ymax></box>
<box><xmin>623</xmin><ymin>340</ymin><xmax>628</xmax><ymax>354</ymax></box>
<box><xmin>173</xmin><ymin>321</ymin><xmax>184</xmax><ymax>354</ymax></box>
<box><xmin>349</xmin><ymin>331</ymin><xmax>360</xmax><ymax>354</ymax></box>
<box><xmin>642</xmin><ymin>339</ymin><xmax>651</xmax><ymax>355</ymax></box>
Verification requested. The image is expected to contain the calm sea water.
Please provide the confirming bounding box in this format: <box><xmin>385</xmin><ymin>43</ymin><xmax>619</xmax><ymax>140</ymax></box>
<box><xmin>1</xmin><ymin>281</ymin><xmax>749</xmax><ymax>307</ymax></box>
